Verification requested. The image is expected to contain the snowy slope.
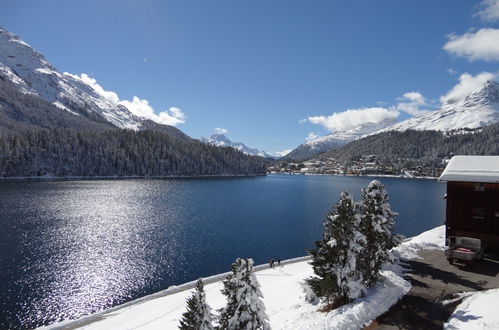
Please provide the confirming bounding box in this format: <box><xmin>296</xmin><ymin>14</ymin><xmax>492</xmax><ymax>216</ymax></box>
<box><xmin>285</xmin><ymin>119</ymin><xmax>397</xmax><ymax>160</ymax></box>
<box><xmin>0</xmin><ymin>27</ymin><xmax>183</xmax><ymax>133</ymax></box>
<box><xmin>43</xmin><ymin>226</ymin><xmax>446</xmax><ymax>330</ymax></box>
<box><xmin>199</xmin><ymin>134</ymin><xmax>273</xmax><ymax>158</ymax></box>
<box><xmin>380</xmin><ymin>80</ymin><xmax>499</xmax><ymax>133</ymax></box>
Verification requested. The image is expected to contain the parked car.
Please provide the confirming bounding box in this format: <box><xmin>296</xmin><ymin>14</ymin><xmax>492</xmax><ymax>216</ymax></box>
<box><xmin>445</xmin><ymin>236</ymin><xmax>484</xmax><ymax>266</ymax></box>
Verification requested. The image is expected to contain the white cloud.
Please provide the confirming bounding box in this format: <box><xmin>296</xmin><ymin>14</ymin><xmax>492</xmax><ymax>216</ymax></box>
<box><xmin>400</xmin><ymin>91</ymin><xmax>424</xmax><ymax>103</ymax></box>
<box><xmin>67</xmin><ymin>73</ymin><xmax>186</xmax><ymax>126</ymax></box>
<box><xmin>475</xmin><ymin>0</ymin><xmax>499</xmax><ymax>22</ymax></box>
<box><xmin>120</xmin><ymin>97</ymin><xmax>186</xmax><ymax>126</ymax></box>
<box><xmin>76</xmin><ymin>73</ymin><xmax>120</xmax><ymax>103</ymax></box>
<box><xmin>395</xmin><ymin>92</ymin><xmax>431</xmax><ymax>117</ymax></box>
<box><xmin>301</xmin><ymin>89</ymin><xmax>437</xmax><ymax>132</ymax></box>
<box><xmin>447</xmin><ymin>68</ymin><xmax>458</xmax><ymax>75</ymax></box>
<box><xmin>304</xmin><ymin>107</ymin><xmax>400</xmax><ymax>132</ymax></box>
<box><xmin>443</xmin><ymin>28</ymin><xmax>499</xmax><ymax>61</ymax></box>
<box><xmin>305</xmin><ymin>132</ymin><xmax>320</xmax><ymax>142</ymax></box>
<box><xmin>214</xmin><ymin>127</ymin><xmax>229</xmax><ymax>134</ymax></box>
<box><xmin>273</xmin><ymin>149</ymin><xmax>293</xmax><ymax>157</ymax></box>
<box><xmin>440</xmin><ymin>71</ymin><xmax>498</xmax><ymax>104</ymax></box>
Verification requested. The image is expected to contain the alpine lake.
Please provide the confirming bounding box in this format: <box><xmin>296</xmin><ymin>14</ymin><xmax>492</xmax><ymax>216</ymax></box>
<box><xmin>0</xmin><ymin>174</ymin><xmax>446</xmax><ymax>329</ymax></box>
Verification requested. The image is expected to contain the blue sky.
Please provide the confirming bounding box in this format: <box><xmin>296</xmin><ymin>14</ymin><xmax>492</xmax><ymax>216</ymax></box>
<box><xmin>1</xmin><ymin>0</ymin><xmax>499</xmax><ymax>155</ymax></box>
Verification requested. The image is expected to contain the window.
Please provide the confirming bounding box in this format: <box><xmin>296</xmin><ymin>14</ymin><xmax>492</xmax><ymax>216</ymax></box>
<box><xmin>473</xmin><ymin>184</ymin><xmax>485</xmax><ymax>192</ymax></box>
<box><xmin>473</xmin><ymin>208</ymin><xmax>485</xmax><ymax>220</ymax></box>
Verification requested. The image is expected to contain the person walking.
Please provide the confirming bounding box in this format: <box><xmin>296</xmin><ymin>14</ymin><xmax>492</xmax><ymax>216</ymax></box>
<box><xmin>278</xmin><ymin>259</ymin><xmax>281</xmax><ymax>266</ymax></box>
<box><xmin>269</xmin><ymin>259</ymin><xmax>274</xmax><ymax>268</ymax></box>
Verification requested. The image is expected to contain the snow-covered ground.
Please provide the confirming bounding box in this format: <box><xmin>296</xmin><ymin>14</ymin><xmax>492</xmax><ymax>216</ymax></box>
<box><xmin>44</xmin><ymin>226</ymin><xmax>446</xmax><ymax>330</ymax></box>
<box><xmin>444</xmin><ymin>288</ymin><xmax>499</xmax><ymax>330</ymax></box>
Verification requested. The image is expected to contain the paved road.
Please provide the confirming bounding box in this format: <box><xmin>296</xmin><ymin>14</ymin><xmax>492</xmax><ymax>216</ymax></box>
<box><xmin>374</xmin><ymin>250</ymin><xmax>499</xmax><ymax>330</ymax></box>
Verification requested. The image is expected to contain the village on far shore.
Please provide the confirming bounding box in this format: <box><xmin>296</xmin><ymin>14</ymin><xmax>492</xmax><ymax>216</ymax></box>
<box><xmin>268</xmin><ymin>154</ymin><xmax>446</xmax><ymax>178</ymax></box>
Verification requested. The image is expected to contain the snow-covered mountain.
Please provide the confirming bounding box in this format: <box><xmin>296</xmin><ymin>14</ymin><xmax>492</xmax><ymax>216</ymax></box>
<box><xmin>286</xmin><ymin>80</ymin><xmax>499</xmax><ymax>160</ymax></box>
<box><xmin>0</xmin><ymin>26</ymin><xmax>188</xmax><ymax>140</ymax></box>
<box><xmin>379</xmin><ymin>80</ymin><xmax>499</xmax><ymax>133</ymax></box>
<box><xmin>199</xmin><ymin>134</ymin><xmax>274</xmax><ymax>158</ymax></box>
<box><xmin>284</xmin><ymin>119</ymin><xmax>397</xmax><ymax>160</ymax></box>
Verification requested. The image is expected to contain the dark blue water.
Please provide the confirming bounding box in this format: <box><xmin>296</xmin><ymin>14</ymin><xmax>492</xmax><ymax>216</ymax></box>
<box><xmin>0</xmin><ymin>175</ymin><xmax>446</xmax><ymax>329</ymax></box>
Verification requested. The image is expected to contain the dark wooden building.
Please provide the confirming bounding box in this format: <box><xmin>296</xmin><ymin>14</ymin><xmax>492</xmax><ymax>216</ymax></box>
<box><xmin>439</xmin><ymin>156</ymin><xmax>499</xmax><ymax>253</ymax></box>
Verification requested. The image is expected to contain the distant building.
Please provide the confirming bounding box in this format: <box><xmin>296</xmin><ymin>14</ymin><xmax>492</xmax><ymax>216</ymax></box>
<box><xmin>439</xmin><ymin>156</ymin><xmax>499</xmax><ymax>253</ymax></box>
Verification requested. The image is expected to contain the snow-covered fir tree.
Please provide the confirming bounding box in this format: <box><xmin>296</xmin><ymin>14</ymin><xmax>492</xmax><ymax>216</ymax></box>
<box><xmin>358</xmin><ymin>180</ymin><xmax>401</xmax><ymax>287</ymax></box>
<box><xmin>307</xmin><ymin>191</ymin><xmax>366</xmax><ymax>307</ymax></box>
<box><xmin>218</xmin><ymin>258</ymin><xmax>271</xmax><ymax>330</ymax></box>
<box><xmin>179</xmin><ymin>279</ymin><xmax>214</xmax><ymax>330</ymax></box>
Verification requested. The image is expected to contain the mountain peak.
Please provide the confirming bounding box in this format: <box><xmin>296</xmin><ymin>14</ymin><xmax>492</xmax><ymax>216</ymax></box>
<box><xmin>471</xmin><ymin>79</ymin><xmax>499</xmax><ymax>103</ymax></box>
<box><xmin>443</xmin><ymin>79</ymin><xmax>499</xmax><ymax>106</ymax></box>
<box><xmin>0</xmin><ymin>26</ymin><xmax>158</xmax><ymax>131</ymax></box>
<box><xmin>0</xmin><ymin>26</ymin><xmax>55</xmax><ymax>73</ymax></box>
<box><xmin>199</xmin><ymin>134</ymin><xmax>273</xmax><ymax>158</ymax></box>
<box><xmin>483</xmin><ymin>79</ymin><xmax>499</xmax><ymax>89</ymax></box>
<box><xmin>209</xmin><ymin>133</ymin><xmax>232</xmax><ymax>144</ymax></box>
<box><xmin>379</xmin><ymin>79</ymin><xmax>499</xmax><ymax>133</ymax></box>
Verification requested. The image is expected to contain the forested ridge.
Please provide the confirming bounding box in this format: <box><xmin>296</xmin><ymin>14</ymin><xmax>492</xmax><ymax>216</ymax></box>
<box><xmin>0</xmin><ymin>128</ymin><xmax>268</xmax><ymax>177</ymax></box>
<box><xmin>315</xmin><ymin>124</ymin><xmax>499</xmax><ymax>166</ymax></box>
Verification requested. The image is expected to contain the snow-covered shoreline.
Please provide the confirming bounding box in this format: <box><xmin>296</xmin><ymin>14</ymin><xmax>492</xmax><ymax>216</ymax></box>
<box><xmin>42</xmin><ymin>226</ymin><xmax>447</xmax><ymax>330</ymax></box>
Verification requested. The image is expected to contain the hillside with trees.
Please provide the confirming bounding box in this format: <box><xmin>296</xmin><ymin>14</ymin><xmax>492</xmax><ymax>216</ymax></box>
<box><xmin>314</xmin><ymin>124</ymin><xmax>499</xmax><ymax>167</ymax></box>
<box><xmin>0</xmin><ymin>128</ymin><xmax>268</xmax><ymax>178</ymax></box>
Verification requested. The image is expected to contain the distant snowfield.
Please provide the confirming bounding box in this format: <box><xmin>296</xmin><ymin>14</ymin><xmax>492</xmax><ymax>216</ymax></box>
<box><xmin>44</xmin><ymin>226</ymin><xmax>446</xmax><ymax>330</ymax></box>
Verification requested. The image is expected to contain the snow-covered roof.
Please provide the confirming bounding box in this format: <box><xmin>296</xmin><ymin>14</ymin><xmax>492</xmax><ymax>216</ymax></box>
<box><xmin>439</xmin><ymin>156</ymin><xmax>499</xmax><ymax>183</ymax></box>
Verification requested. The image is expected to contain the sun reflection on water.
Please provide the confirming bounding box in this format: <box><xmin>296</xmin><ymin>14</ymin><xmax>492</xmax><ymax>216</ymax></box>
<box><xmin>14</xmin><ymin>180</ymin><xmax>186</xmax><ymax>327</ymax></box>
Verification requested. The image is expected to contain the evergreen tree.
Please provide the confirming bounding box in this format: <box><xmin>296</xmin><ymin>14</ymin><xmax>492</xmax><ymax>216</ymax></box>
<box><xmin>358</xmin><ymin>180</ymin><xmax>400</xmax><ymax>287</ymax></box>
<box><xmin>307</xmin><ymin>191</ymin><xmax>366</xmax><ymax>307</ymax></box>
<box><xmin>218</xmin><ymin>258</ymin><xmax>270</xmax><ymax>330</ymax></box>
<box><xmin>179</xmin><ymin>279</ymin><xmax>214</xmax><ymax>330</ymax></box>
